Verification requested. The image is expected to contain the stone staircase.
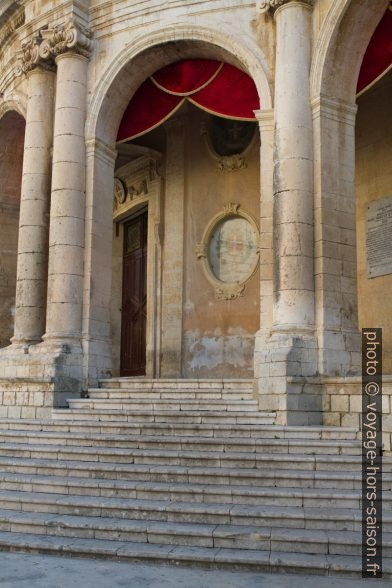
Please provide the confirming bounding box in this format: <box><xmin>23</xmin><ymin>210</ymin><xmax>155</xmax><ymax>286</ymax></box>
<box><xmin>0</xmin><ymin>377</ymin><xmax>390</xmax><ymax>577</ymax></box>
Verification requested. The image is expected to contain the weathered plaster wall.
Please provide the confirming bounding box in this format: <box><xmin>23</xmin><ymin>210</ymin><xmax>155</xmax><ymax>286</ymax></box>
<box><xmin>183</xmin><ymin>106</ymin><xmax>260</xmax><ymax>378</ymax></box>
<box><xmin>356</xmin><ymin>70</ymin><xmax>392</xmax><ymax>373</ymax></box>
<box><xmin>111</xmin><ymin>105</ymin><xmax>260</xmax><ymax>378</ymax></box>
<box><xmin>0</xmin><ymin>111</ymin><xmax>25</xmax><ymax>348</ymax></box>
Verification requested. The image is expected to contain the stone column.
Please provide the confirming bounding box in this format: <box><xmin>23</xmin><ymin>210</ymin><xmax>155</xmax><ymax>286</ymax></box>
<box><xmin>256</xmin><ymin>0</ymin><xmax>320</xmax><ymax>425</ymax></box>
<box><xmin>42</xmin><ymin>24</ymin><xmax>92</xmax><ymax>347</ymax></box>
<box><xmin>273</xmin><ymin>0</ymin><xmax>314</xmax><ymax>334</ymax></box>
<box><xmin>160</xmin><ymin>115</ymin><xmax>186</xmax><ymax>377</ymax></box>
<box><xmin>12</xmin><ymin>60</ymin><xmax>55</xmax><ymax>344</ymax></box>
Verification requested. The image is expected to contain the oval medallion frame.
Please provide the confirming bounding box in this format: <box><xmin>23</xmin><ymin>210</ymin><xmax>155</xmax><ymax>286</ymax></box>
<box><xmin>196</xmin><ymin>203</ymin><xmax>260</xmax><ymax>300</ymax></box>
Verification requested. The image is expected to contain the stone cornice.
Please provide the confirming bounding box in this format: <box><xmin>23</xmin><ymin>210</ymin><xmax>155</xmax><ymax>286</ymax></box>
<box><xmin>16</xmin><ymin>18</ymin><xmax>92</xmax><ymax>75</ymax></box>
<box><xmin>0</xmin><ymin>2</ymin><xmax>24</xmax><ymax>50</ymax></box>
<box><xmin>257</xmin><ymin>0</ymin><xmax>313</xmax><ymax>14</ymax></box>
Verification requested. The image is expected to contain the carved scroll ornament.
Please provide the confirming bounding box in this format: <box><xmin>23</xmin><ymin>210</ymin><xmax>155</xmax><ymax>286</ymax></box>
<box><xmin>257</xmin><ymin>0</ymin><xmax>313</xmax><ymax>13</ymax></box>
<box><xmin>16</xmin><ymin>19</ymin><xmax>92</xmax><ymax>75</ymax></box>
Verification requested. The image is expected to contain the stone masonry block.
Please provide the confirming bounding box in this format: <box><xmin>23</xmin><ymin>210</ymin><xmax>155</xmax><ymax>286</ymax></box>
<box><xmin>331</xmin><ymin>394</ymin><xmax>349</xmax><ymax>413</ymax></box>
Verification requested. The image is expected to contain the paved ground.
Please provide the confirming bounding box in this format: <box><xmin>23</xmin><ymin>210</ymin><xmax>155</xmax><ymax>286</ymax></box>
<box><xmin>0</xmin><ymin>553</ymin><xmax>389</xmax><ymax>587</ymax></box>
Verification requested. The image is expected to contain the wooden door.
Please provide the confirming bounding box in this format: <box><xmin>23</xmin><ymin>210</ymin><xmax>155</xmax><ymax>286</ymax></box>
<box><xmin>120</xmin><ymin>211</ymin><xmax>148</xmax><ymax>376</ymax></box>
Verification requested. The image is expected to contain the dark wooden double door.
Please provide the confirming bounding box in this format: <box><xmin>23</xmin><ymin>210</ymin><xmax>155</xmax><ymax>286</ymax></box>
<box><xmin>120</xmin><ymin>211</ymin><xmax>148</xmax><ymax>377</ymax></box>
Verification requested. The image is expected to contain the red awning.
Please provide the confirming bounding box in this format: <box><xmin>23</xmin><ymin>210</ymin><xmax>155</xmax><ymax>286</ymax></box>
<box><xmin>357</xmin><ymin>6</ymin><xmax>392</xmax><ymax>97</ymax></box>
<box><xmin>117</xmin><ymin>59</ymin><xmax>259</xmax><ymax>143</ymax></box>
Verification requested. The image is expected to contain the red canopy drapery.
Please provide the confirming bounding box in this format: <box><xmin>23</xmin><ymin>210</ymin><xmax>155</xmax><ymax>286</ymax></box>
<box><xmin>117</xmin><ymin>59</ymin><xmax>259</xmax><ymax>143</ymax></box>
<box><xmin>357</xmin><ymin>6</ymin><xmax>392</xmax><ymax>97</ymax></box>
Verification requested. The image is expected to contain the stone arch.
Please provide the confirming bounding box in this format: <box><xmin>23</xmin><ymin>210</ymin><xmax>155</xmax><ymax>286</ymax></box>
<box><xmin>83</xmin><ymin>22</ymin><xmax>271</xmax><ymax>383</ymax></box>
<box><xmin>0</xmin><ymin>96</ymin><xmax>26</xmax><ymax>121</ymax></box>
<box><xmin>309</xmin><ymin>0</ymin><xmax>389</xmax><ymax>383</ymax></box>
<box><xmin>0</xmin><ymin>107</ymin><xmax>26</xmax><ymax>348</ymax></box>
<box><xmin>86</xmin><ymin>23</ymin><xmax>272</xmax><ymax>146</ymax></box>
<box><xmin>310</xmin><ymin>0</ymin><xmax>388</xmax><ymax>102</ymax></box>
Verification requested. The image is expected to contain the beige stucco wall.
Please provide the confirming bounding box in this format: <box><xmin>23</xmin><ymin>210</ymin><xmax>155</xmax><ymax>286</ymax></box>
<box><xmin>356</xmin><ymin>70</ymin><xmax>392</xmax><ymax>373</ymax></box>
<box><xmin>110</xmin><ymin>105</ymin><xmax>260</xmax><ymax>377</ymax></box>
<box><xmin>0</xmin><ymin>111</ymin><xmax>25</xmax><ymax>348</ymax></box>
<box><xmin>182</xmin><ymin>107</ymin><xmax>260</xmax><ymax>378</ymax></box>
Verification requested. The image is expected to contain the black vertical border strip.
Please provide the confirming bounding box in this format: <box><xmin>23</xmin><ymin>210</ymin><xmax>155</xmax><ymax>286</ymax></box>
<box><xmin>362</xmin><ymin>328</ymin><xmax>382</xmax><ymax>578</ymax></box>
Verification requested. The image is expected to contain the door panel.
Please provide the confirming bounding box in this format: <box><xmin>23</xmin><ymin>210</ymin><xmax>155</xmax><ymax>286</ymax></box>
<box><xmin>120</xmin><ymin>211</ymin><xmax>148</xmax><ymax>376</ymax></box>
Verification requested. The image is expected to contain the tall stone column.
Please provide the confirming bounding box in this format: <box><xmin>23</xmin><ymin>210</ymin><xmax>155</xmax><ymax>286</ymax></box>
<box><xmin>160</xmin><ymin>115</ymin><xmax>186</xmax><ymax>377</ymax></box>
<box><xmin>12</xmin><ymin>50</ymin><xmax>55</xmax><ymax>344</ymax></box>
<box><xmin>273</xmin><ymin>0</ymin><xmax>314</xmax><ymax>334</ymax></box>
<box><xmin>256</xmin><ymin>0</ymin><xmax>319</xmax><ymax>425</ymax></box>
<box><xmin>42</xmin><ymin>23</ymin><xmax>92</xmax><ymax>347</ymax></box>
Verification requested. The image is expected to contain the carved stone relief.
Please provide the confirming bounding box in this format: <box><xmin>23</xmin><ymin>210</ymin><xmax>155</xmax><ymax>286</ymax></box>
<box><xmin>113</xmin><ymin>156</ymin><xmax>161</xmax><ymax>219</ymax></box>
<box><xmin>200</xmin><ymin>118</ymin><xmax>256</xmax><ymax>172</ymax></box>
<box><xmin>257</xmin><ymin>0</ymin><xmax>313</xmax><ymax>14</ymax></box>
<box><xmin>15</xmin><ymin>18</ymin><xmax>92</xmax><ymax>75</ymax></box>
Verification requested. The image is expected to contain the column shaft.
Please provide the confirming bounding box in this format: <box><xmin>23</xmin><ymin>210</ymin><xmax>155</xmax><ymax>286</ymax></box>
<box><xmin>273</xmin><ymin>0</ymin><xmax>314</xmax><ymax>333</ymax></box>
<box><xmin>13</xmin><ymin>67</ymin><xmax>55</xmax><ymax>344</ymax></box>
<box><xmin>45</xmin><ymin>52</ymin><xmax>88</xmax><ymax>341</ymax></box>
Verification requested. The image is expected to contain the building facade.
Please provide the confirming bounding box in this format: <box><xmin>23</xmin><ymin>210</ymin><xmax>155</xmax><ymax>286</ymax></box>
<box><xmin>0</xmin><ymin>0</ymin><xmax>391</xmax><ymax>437</ymax></box>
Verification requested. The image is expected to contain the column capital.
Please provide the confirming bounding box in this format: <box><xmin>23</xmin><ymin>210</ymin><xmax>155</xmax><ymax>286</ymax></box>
<box><xmin>40</xmin><ymin>19</ymin><xmax>93</xmax><ymax>60</ymax></box>
<box><xmin>311</xmin><ymin>95</ymin><xmax>357</xmax><ymax>125</ymax></box>
<box><xmin>16</xmin><ymin>33</ymin><xmax>56</xmax><ymax>76</ymax></box>
<box><xmin>257</xmin><ymin>0</ymin><xmax>313</xmax><ymax>14</ymax></box>
<box><xmin>253</xmin><ymin>108</ymin><xmax>275</xmax><ymax>130</ymax></box>
<box><xmin>86</xmin><ymin>137</ymin><xmax>118</xmax><ymax>165</ymax></box>
<box><xmin>16</xmin><ymin>19</ymin><xmax>92</xmax><ymax>76</ymax></box>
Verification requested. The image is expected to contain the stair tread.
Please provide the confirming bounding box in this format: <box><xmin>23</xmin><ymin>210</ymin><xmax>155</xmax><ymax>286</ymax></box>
<box><xmin>0</xmin><ymin>471</ymin><xmax>379</xmax><ymax>499</ymax></box>
<box><xmin>0</xmin><ymin>454</ymin><xmax>379</xmax><ymax>479</ymax></box>
<box><xmin>54</xmin><ymin>408</ymin><xmax>275</xmax><ymax>416</ymax></box>
<box><xmin>76</xmin><ymin>398</ymin><xmax>258</xmax><ymax>403</ymax></box>
<box><xmin>0</xmin><ymin>507</ymin><xmax>391</xmax><ymax>544</ymax></box>
<box><xmin>0</xmin><ymin>441</ymin><xmax>364</xmax><ymax>460</ymax></box>
<box><xmin>0</xmin><ymin>418</ymin><xmax>358</xmax><ymax>431</ymax></box>
<box><xmin>0</xmin><ymin>488</ymin><xmax>386</xmax><ymax>517</ymax></box>
<box><xmin>0</xmin><ymin>529</ymin><xmax>391</xmax><ymax>574</ymax></box>
<box><xmin>0</xmin><ymin>429</ymin><xmax>360</xmax><ymax>446</ymax></box>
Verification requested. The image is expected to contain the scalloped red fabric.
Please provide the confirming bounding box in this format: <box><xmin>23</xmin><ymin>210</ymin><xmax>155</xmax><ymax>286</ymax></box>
<box><xmin>117</xmin><ymin>59</ymin><xmax>259</xmax><ymax>143</ymax></box>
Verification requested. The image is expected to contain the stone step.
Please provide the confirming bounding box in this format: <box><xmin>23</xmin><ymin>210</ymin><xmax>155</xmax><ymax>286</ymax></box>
<box><xmin>67</xmin><ymin>398</ymin><xmax>260</xmax><ymax>412</ymax></box>
<box><xmin>0</xmin><ymin>456</ymin><xmax>383</xmax><ymax>490</ymax></box>
<box><xmin>0</xmin><ymin>419</ymin><xmax>359</xmax><ymax>440</ymax></box>
<box><xmin>52</xmin><ymin>409</ymin><xmax>276</xmax><ymax>424</ymax></box>
<box><xmin>0</xmin><ymin>429</ymin><xmax>361</xmax><ymax>455</ymax></box>
<box><xmin>98</xmin><ymin>379</ymin><xmax>254</xmax><ymax>391</ymax></box>
<box><xmin>0</xmin><ymin>508</ymin><xmax>390</xmax><ymax>557</ymax></box>
<box><xmin>0</xmin><ymin>442</ymin><xmax>369</xmax><ymax>467</ymax></box>
<box><xmin>0</xmin><ymin>472</ymin><xmax>382</xmax><ymax>509</ymax></box>
<box><xmin>0</xmin><ymin>489</ymin><xmax>388</xmax><ymax>530</ymax></box>
<box><xmin>89</xmin><ymin>389</ymin><xmax>255</xmax><ymax>400</ymax></box>
<box><xmin>0</xmin><ymin>529</ymin><xmax>389</xmax><ymax>576</ymax></box>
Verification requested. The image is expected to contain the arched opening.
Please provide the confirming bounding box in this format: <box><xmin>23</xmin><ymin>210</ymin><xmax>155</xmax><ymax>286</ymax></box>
<box><xmin>83</xmin><ymin>33</ymin><xmax>271</xmax><ymax>385</ymax></box>
<box><xmin>110</xmin><ymin>58</ymin><xmax>261</xmax><ymax>378</ymax></box>
<box><xmin>0</xmin><ymin>110</ymin><xmax>25</xmax><ymax>349</ymax></box>
<box><xmin>309</xmin><ymin>0</ymin><xmax>389</xmax><ymax>382</ymax></box>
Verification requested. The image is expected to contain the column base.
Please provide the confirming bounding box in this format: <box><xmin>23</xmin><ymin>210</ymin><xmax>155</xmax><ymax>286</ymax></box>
<box><xmin>254</xmin><ymin>330</ymin><xmax>320</xmax><ymax>425</ymax></box>
<box><xmin>0</xmin><ymin>339</ymin><xmax>83</xmax><ymax>418</ymax></box>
